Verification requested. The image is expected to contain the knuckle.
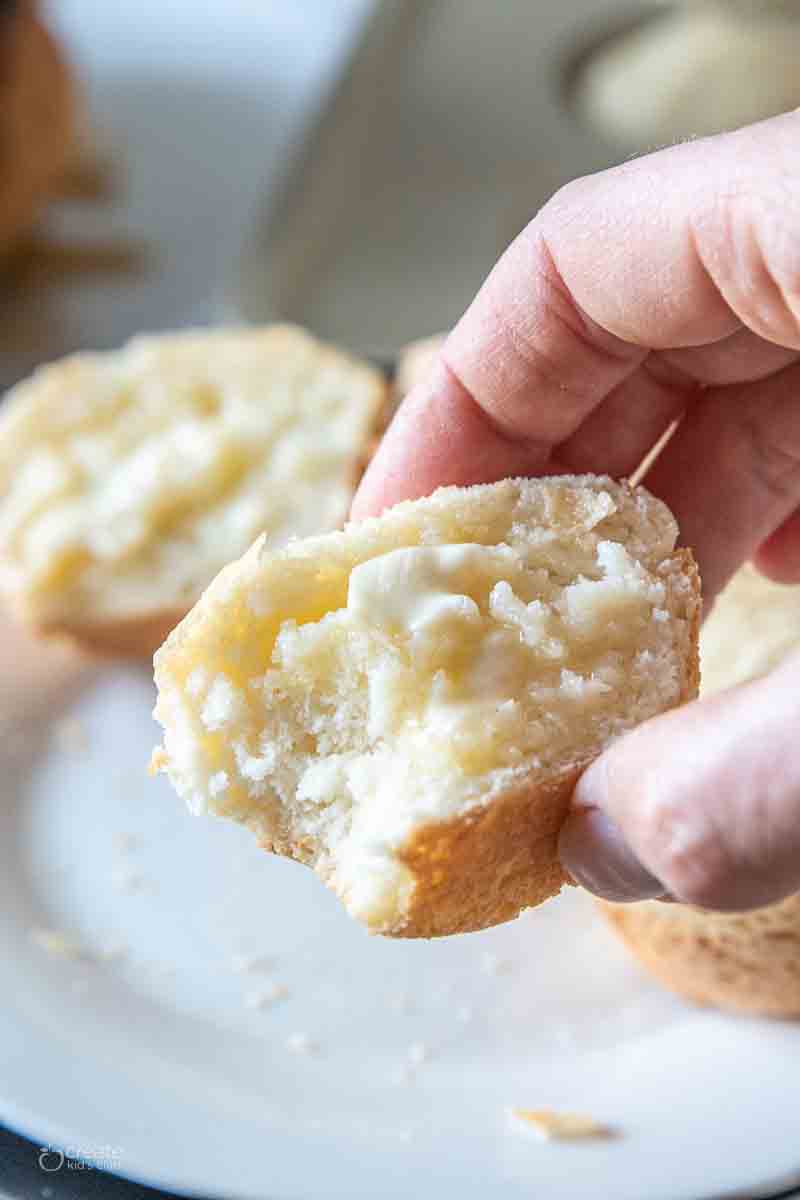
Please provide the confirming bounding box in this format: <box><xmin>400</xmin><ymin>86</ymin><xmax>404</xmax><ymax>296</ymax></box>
<box><xmin>701</xmin><ymin>186</ymin><xmax>800</xmax><ymax>346</ymax></box>
<box><xmin>630</xmin><ymin>777</ymin><xmax>734</xmax><ymax>908</ymax></box>
<box><xmin>740</xmin><ymin>402</ymin><xmax>800</xmax><ymax>504</ymax></box>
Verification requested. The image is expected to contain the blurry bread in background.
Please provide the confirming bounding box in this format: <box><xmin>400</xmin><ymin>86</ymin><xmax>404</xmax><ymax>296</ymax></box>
<box><xmin>0</xmin><ymin>1</ymin><xmax>76</xmax><ymax>253</ymax></box>
<box><xmin>603</xmin><ymin>893</ymin><xmax>800</xmax><ymax>1018</ymax></box>
<box><xmin>576</xmin><ymin>6</ymin><xmax>800</xmax><ymax>151</ymax></box>
<box><xmin>0</xmin><ymin>325</ymin><xmax>387</xmax><ymax>656</ymax></box>
<box><xmin>601</xmin><ymin>566</ymin><xmax>800</xmax><ymax>1017</ymax></box>
<box><xmin>394</xmin><ymin>333</ymin><xmax>446</xmax><ymax>401</ymax></box>
<box><xmin>153</xmin><ymin>475</ymin><xmax>699</xmax><ymax>938</ymax></box>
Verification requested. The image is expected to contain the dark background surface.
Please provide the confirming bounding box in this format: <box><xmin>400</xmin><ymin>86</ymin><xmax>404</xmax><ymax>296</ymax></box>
<box><xmin>1</xmin><ymin>1122</ymin><xmax>800</xmax><ymax>1200</ymax></box>
<box><xmin>0</xmin><ymin>1126</ymin><xmax>187</xmax><ymax>1200</ymax></box>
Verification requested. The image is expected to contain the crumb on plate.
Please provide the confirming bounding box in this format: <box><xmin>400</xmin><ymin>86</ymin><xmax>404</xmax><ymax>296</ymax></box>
<box><xmin>507</xmin><ymin>1108</ymin><xmax>616</xmax><ymax>1141</ymax></box>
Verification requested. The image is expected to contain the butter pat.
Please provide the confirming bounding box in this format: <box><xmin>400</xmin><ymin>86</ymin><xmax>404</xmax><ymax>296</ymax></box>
<box><xmin>347</xmin><ymin>544</ymin><xmax>496</xmax><ymax>635</ymax></box>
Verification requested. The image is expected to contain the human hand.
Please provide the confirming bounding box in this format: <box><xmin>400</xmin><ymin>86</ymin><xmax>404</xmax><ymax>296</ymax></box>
<box><xmin>352</xmin><ymin>111</ymin><xmax>800</xmax><ymax>912</ymax></box>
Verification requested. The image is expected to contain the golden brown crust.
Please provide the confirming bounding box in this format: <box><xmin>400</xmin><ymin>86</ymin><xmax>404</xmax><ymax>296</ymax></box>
<box><xmin>259</xmin><ymin>769</ymin><xmax>577</xmax><ymax>938</ymax></box>
<box><xmin>676</xmin><ymin>546</ymin><xmax>702</xmax><ymax>700</ymax></box>
<box><xmin>0</xmin><ymin>4</ymin><xmax>75</xmax><ymax>252</ymax></box>
<box><xmin>600</xmin><ymin>896</ymin><xmax>800</xmax><ymax>1018</ymax></box>
<box><xmin>391</xmin><ymin>766</ymin><xmax>582</xmax><ymax>938</ymax></box>
<box><xmin>32</xmin><ymin>607</ymin><xmax>189</xmax><ymax>659</ymax></box>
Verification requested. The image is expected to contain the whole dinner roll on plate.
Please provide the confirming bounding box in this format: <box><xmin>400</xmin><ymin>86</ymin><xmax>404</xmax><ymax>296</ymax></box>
<box><xmin>153</xmin><ymin>475</ymin><xmax>699</xmax><ymax>938</ymax></box>
<box><xmin>601</xmin><ymin>566</ymin><xmax>800</xmax><ymax>1017</ymax></box>
<box><xmin>0</xmin><ymin>325</ymin><xmax>387</xmax><ymax>655</ymax></box>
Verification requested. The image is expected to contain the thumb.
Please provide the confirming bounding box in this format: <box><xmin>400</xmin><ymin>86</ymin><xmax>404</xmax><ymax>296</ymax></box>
<box><xmin>558</xmin><ymin>649</ymin><xmax>800</xmax><ymax>912</ymax></box>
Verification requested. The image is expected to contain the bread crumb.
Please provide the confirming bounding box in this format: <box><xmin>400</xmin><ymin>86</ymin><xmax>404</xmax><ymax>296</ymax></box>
<box><xmin>507</xmin><ymin>1108</ymin><xmax>615</xmax><ymax>1141</ymax></box>
<box><xmin>53</xmin><ymin>716</ymin><xmax>89</xmax><ymax>753</ymax></box>
<box><xmin>244</xmin><ymin>982</ymin><xmax>288</xmax><ymax>1009</ymax></box>
<box><xmin>30</xmin><ymin>927</ymin><xmax>85</xmax><ymax>959</ymax></box>
<box><xmin>286</xmin><ymin>1032</ymin><xmax>318</xmax><ymax>1055</ymax></box>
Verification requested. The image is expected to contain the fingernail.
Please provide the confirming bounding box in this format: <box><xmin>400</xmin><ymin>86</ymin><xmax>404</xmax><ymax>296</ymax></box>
<box><xmin>558</xmin><ymin>808</ymin><xmax>668</xmax><ymax>902</ymax></box>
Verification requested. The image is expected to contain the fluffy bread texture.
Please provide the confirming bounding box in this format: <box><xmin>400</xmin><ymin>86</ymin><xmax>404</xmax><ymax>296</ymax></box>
<box><xmin>0</xmin><ymin>325</ymin><xmax>386</xmax><ymax>655</ymax></box>
<box><xmin>153</xmin><ymin>475</ymin><xmax>700</xmax><ymax>938</ymax></box>
<box><xmin>0</xmin><ymin>2</ymin><xmax>75</xmax><ymax>252</ymax></box>
<box><xmin>601</xmin><ymin>565</ymin><xmax>800</xmax><ymax>1017</ymax></box>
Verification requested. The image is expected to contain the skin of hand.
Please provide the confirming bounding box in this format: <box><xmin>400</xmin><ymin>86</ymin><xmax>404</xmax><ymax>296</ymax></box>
<box><xmin>352</xmin><ymin>110</ymin><xmax>800</xmax><ymax>913</ymax></box>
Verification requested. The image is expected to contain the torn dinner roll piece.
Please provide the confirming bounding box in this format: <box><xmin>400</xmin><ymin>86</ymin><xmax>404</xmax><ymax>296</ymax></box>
<box><xmin>153</xmin><ymin>476</ymin><xmax>700</xmax><ymax>938</ymax></box>
<box><xmin>0</xmin><ymin>325</ymin><xmax>386</xmax><ymax>655</ymax></box>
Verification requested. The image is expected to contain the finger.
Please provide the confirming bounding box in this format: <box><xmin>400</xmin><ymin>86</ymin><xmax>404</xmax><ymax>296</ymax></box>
<box><xmin>555</xmin><ymin>362</ymin><xmax>689</xmax><ymax>477</ymax></box>
<box><xmin>544</xmin><ymin>111</ymin><xmax>800</xmax><ymax>353</ymax></box>
<box><xmin>657</xmin><ymin>326</ymin><xmax>800</xmax><ymax>388</ymax></box>
<box><xmin>559</xmin><ymin>651</ymin><xmax>800</xmax><ymax>912</ymax></box>
<box><xmin>453</xmin><ymin>110</ymin><xmax>800</xmax><ymax>417</ymax></box>
<box><xmin>642</xmin><ymin>361</ymin><xmax>800</xmax><ymax>606</ymax></box>
<box><xmin>352</xmin><ymin>361</ymin><xmax>552</xmax><ymax>520</ymax></box>
<box><xmin>353</xmin><ymin>111</ymin><xmax>800</xmax><ymax>518</ymax></box>
<box><xmin>753</xmin><ymin>508</ymin><xmax>800</xmax><ymax>584</ymax></box>
<box><xmin>552</xmin><ymin>328</ymin><xmax>800</xmax><ymax>478</ymax></box>
<box><xmin>559</xmin><ymin>808</ymin><xmax>669</xmax><ymax>902</ymax></box>
<box><xmin>352</xmin><ymin>281</ymin><xmax>645</xmax><ymax>519</ymax></box>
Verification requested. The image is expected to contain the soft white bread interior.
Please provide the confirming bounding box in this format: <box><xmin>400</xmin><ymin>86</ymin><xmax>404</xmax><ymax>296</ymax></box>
<box><xmin>153</xmin><ymin>475</ymin><xmax>700</xmax><ymax>938</ymax></box>
<box><xmin>601</xmin><ymin>565</ymin><xmax>800</xmax><ymax>1017</ymax></box>
<box><xmin>0</xmin><ymin>325</ymin><xmax>386</xmax><ymax>655</ymax></box>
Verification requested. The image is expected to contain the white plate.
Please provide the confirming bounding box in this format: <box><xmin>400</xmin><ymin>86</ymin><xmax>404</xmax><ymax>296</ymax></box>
<box><xmin>1</xmin><ymin>624</ymin><xmax>800</xmax><ymax>1200</ymax></box>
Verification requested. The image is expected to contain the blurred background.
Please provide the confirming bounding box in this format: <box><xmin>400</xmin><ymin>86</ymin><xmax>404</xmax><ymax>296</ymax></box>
<box><xmin>4</xmin><ymin>2</ymin><xmax>800</xmax><ymax>1197</ymax></box>
<box><xmin>4</xmin><ymin>0</ymin><xmax>800</xmax><ymax>384</ymax></box>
